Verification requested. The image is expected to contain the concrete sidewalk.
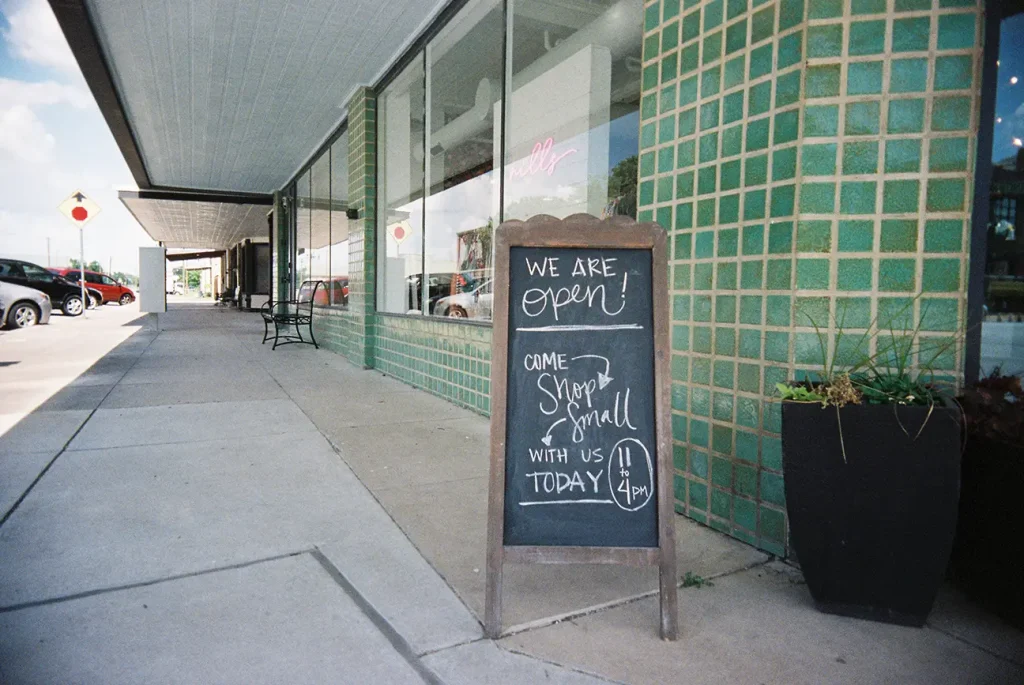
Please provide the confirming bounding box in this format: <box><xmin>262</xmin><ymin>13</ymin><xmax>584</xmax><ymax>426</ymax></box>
<box><xmin>1</xmin><ymin>303</ymin><xmax>1021</xmax><ymax>684</ymax></box>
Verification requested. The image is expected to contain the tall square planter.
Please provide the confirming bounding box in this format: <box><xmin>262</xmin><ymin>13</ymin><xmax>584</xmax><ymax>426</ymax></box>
<box><xmin>781</xmin><ymin>402</ymin><xmax>961</xmax><ymax>626</ymax></box>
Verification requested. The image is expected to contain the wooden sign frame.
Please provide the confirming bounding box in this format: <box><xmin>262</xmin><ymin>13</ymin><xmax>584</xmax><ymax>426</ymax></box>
<box><xmin>485</xmin><ymin>214</ymin><xmax>678</xmax><ymax>640</ymax></box>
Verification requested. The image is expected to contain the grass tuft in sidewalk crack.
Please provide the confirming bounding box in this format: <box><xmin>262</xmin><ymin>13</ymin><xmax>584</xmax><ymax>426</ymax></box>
<box><xmin>681</xmin><ymin>571</ymin><xmax>714</xmax><ymax>589</ymax></box>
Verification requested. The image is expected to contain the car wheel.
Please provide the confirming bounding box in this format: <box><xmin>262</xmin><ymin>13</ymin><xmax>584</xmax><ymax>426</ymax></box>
<box><xmin>119</xmin><ymin>293</ymin><xmax>133</xmax><ymax>306</ymax></box>
<box><xmin>89</xmin><ymin>293</ymin><xmax>101</xmax><ymax>308</ymax></box>
<box><xmin>446</xmin><ymin>306</ymin><xmax>467</xmax><ymax>318</ymax></box>
<box><xmin>63</xmin><ymin>295</ymin><xmax>84</xmax><ymax>317</ymax></box>
<box><xmin>9</xmin><ymin>302</ymin><xmax>39</xmax><ymax>328</ymax></box>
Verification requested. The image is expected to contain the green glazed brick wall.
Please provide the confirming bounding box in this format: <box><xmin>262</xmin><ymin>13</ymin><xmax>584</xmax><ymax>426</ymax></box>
<box><xmin>374</xmin><ymin>315</ymin><xmax>492</xmax><ymax>415</ymax></box>
<box><xmin>639</xmin><ymin>0</ymin><xmax>980</xmax><ymax>556</ymax></box>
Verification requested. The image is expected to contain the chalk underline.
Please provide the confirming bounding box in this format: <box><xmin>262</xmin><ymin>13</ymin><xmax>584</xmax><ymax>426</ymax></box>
<box><xmin>515</xmin><ymin>324</ymin><xmax>643</xmax><ymax>332</ymax></box>
<box><xmin>518</xmin><ymin>499</ymin><xmax>614</xmax><ymax>506</ymax></box>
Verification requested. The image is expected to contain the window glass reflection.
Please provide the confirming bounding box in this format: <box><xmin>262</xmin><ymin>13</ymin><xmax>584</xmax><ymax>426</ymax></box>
<box><xmin>330</xmin><ymin>132</ymin><xmax>350</xmax><ymax>307</ymax></box>
<box><xmin>983</xmin><ymin>12</ymin><xmax>1024</xmax><ymax>374</ymax></box>
<box><xmin>425</xmin><ymin>0</ymin><xmax>502</xmax><ymax>319</ymax></box>
<box><xmin>378</xmin><ymin>59</ymin><xmax>426</xmax><ymax>314</ymax></box>
<box><xmin>310</xmin><ymin>152</ymin><xmax>331</xmax><ymax>302</ymax></box>
<box><xmin>295</xmin><ymin>169</ymin><xmax>311</xmax><ymax>295</ymax></box>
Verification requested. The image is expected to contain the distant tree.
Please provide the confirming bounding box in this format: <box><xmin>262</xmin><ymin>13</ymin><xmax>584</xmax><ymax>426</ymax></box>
<box><xmin>186</xmin><ymin>270</ymin><xmax>202</xmax><ymax>289</ymax></box>
<box><xmin>68</xmin><ymin>258</ymin><xmax>80</xmax><ymax>269</ymax></box>
<box><xmin>607</xmin><ymin>155</ymin><xmax>638</xmax><ymax>218</ymax></box>
<box><xmin>87</xmin><ymin>260</ymin><xmax>104</xmax><ymax>273</ymax></box>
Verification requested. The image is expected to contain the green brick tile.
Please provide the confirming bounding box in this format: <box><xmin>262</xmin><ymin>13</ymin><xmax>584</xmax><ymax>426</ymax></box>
<box><xmin>736</xmin><ymin>397</ymin><xmax>760</xmax><ymax>428</ymax></box>
<box><xmin>764</xmin><ymin>331</ymin><xmax>790</xmax><ymax>363</ymax></box>
<box><xmin>845</xmin><ymin>101</ymin><xmax>881</xmax><ymax>135</ymax></box>
<box><xmin>746</xmin><ymin>118</ymin><xmax>770</xmax><ymax>151</ymax></box>
<box><xmin>797</xmin><ymin>220</ymin><xmax>832</xmax><ymax>252</ymax></box>
<box><xmin>937</xmin><ymin>13</ymin><xmax>976</xmax><ymax>50</ymax></box>
<box><xmin>678</xmin><ymin>139</ymin><xmax>696</xmax><ymax>168</ymax></box>
<box><xmin>663</xmin><ymin>20</ymin><xmax>681</xmax><ymax>52</ymax></box>
<box><xmin>658</xmin><ymin>147</ymin><xmax>675</xmax><ymax>174</ymax></box>
<box><xmin>640</xmin><ymin>151</ymin><xmax>657</xmax><ymax>177</ymax></box>
<box><xmin>643</xmin><ymin>64</ymin><xmax>659</xmax><ymax>92</ymax></box>
<box><xmin>695</xmin><ymin>261</ymin><xmax>714</xmax><ymax>288</ymax></box>
<box><xmin>681</xmin><ymin>44</ymin><xmax>700</xmax><ymax>77</ymax></box>
<box><xmin>882</xmin><ymin>180</ymin><xmax>920</xmax><ymax>213</ymax></box>
<box><xmin>727</xmin><ymin>0</ymin><xmax>749</xmax><ymax>20</ymax></box>
<box><xmin>740</xmin><ymin>260</ymin><xmax>764</xmax><ymax>288</ymax></box>
<box><xmin>929</xmin><ymin>137</ymin><xmax>969</xmax><ymax>172</ymax></box>
<box><xmin>838</xmin><ymin>220</ymin><xmax>875</xmax><ymax>252</ymax></box>
<box><xmin>676</xmin><ymin>203</ymin><xmax>694</xmax><ymax>229</ymax></box>
<box><xmin>716</xmin><ymin>293</ymin><xmax>738</xmax><ymax>321</ymax></box>
<box><xmin>837</xmin><ymin>258</ymin><xmax>873</xmax><ymax>290</ymax></box>
<box><xmin>892</xmin><ymin>17</ymin><xmax>931</xmax><ymax>51</ymax></box>
<box><xmin>660</xmin><ymin>84</ymin><xmax>678</xmax><ymax>114</ymax></box>
<box><xmin>794</xmin><ymin>296</ymin><xmax>830</xmax><ymax>326</ymax></box>
<box><xmin>692</xmin><ymin>387</ymin><xmax>711</xmax><ymax>415</ymax></box>
<box><xmin>808</xmin><ymin>0</ymin><xmax>842</xmax><ymax>19</ymax></box>
<box><xmin>774</xmin><ymin>110</ymin><xmax>800</xmax><ymax>145</ymax></box>
<box><xmin>879</xmin><ymin>258</ymin><xmax>917</xmax><ymax>291</ymax></box>
<box><xmin>661</xmin><ymin>52</ymin><xmax>679</xmax><ymax>82</ymax></box>
<box><xmin>778</xmin><ymin>32</ymin><xmax>803</xmax><ymax>71</ymax></box>
<box><xmin>719</xmin><ymin>228</ymin><xmax>740</xmax><ymax>257</ymax></box>
<box><xmin>724</xmin><ymin>54</ymin><xmax>747</xmax><ymax>90</ymax></box>
<box><xmin>801</xmin><ymin>143</ymin><xmax>837</xmax><ymax>176</ymax></box>
<box><xmin>739</xmin><ymin>328</ymin><xmax>763</xmax><ymax>358</ymax></box>
<box><xmin>658</xmin><ymin>175</ymin><xmax>675</xmax><ymax>202</ymax></box>
<box><xmin>924</xmin><ymin>219</ymin><xmax>964</xmax><ymax>252</ymax></box>
<box><xmin>764</xmin><ymin>151</ymin><xmax>793</xmax><ymax>186</ymax></box>
<box><xmin>657</xmin><ymin>205</ymin><xmax>673</xmax><ymax>228</ymax></box>
<box><xmin>852</xmin><ymin>0</ymin><xmax>886</xmax><ymax>12</ymax></box>
<box><xmin>717</xmin><ymin>261</ymin><xmax>739</xmax><ymax>289</ymax></box>
<box><xmin>693</xmin><ymin>326</ymin><xmax>711</xmax><ymax>352</ymax></box>
<box><xmin>849</xmin><ymin>61</ymin><xmax>884</xmax><ymax>96</ymax></box>
<box><xmin>748</xmin><ymin>82</ymin><xmax>772</xmax><ymax>117</ymax></box>
<box><xmin>840</xmin><ymin>181</ymin><xmax>877</xmax><ymax>215</ymax></box>
<box><xmin>689</xmin><ymin>479</ymin><xmax>709</xmax><ymax>510</ymax></box>
<box><xmin>745</xmin><ymin>189</ymin><xmax>767</xmax><ymax>219</ymax></box>
<box><xmin>703</xmin><ymin>30</ymin><xmax>723</xmax><ymax>65</ymax></box>
<box><xmin>644</xmin><ymin>2</ymin><xmax>660</xmax><ymax>31</ymax></box>
<box><xmin>920</xmin><ymin>298</ymin><xmax>960</xmax><ymax>331</ymax></box>
<box><xmin>740</xmin><ymin>295</ymin><xmax>763</xmax><ymax>324</ymax></box>
<box><xmin>796</xmin><ymin>259</ymin><xmax>830</xmax><ymax>289</ymax></box>
<box><xmin>742</xmin><ymin>225</ymin><xmax>765</xmax><ymax>254</ymax></box>
<box><xmin>698</xmin><ymin>166</ymin><xmax>717</xmax><ymax>195</ymax></box>
<box><xmin>711</xmin><ymin>488</ymin><xmax>731</xmax><ymax>518</ymax></box>
<box><xmin>690</xmin><ymin>448</ymin><xmax>709</xmax><ymax>478</ymax></box>
<box><xmin>842</xmin><ymin>141</ymin><xmax>879</xmax><ymax>174</ymax></box>
<box><xmin>765</xmin><ymin>294</ymin><xmax>792</xmax><ymax>324</ymax></box>
<box><xmin>884</xmin><ymin>139</ymin><xmax>922</xmax><ymax>173</ymax></box>
<box><xmin>701</xmin><ymin>101</ymin><xmax>721</xmax><ymax>130</ymax></box>
<box><xmin>927</xmin><ymin>178</ymin><xmax>966</xmax><ymax>212</ymax></box>
<box><xmin>888</xmin><ymin>99</ymin><xmax>926</xmax><ymax>133</ymax></box>
<box><xmin>713</xmin><ymin>361</ymin><xmax>736</xmax><ymax>389</ymax></box>
<box><xmin>768</xmin><ymin>221</ymin><xmax>793</xmax><ymax>253</ymax></box>
<box><xmin>849</xmin><ymin>20</ymin><xmax>886</xmax><ymax>55</ymax></box>
<box><xmin>722</xmin><ymin>124</ymin><xmax>744</xmax><ymax>157</ymax></box>
<box><xmin>878</xmin><ymin>297</ymin><xmax>915</xmax><ymax>329</ymax></box>
<box><xmin>700</xmin><ymin>132</ymin><xmax>719</xmax><ymax>161</ymax></box>
<box><xmin>896</xmin><ymin>0</ymin><xmax>931</xmax><ymax>10</ymax></box>
<box><xmin>723</xmin><ymin>91</ymin><xmax>744</xmax><ymax>124</ymax></box>
<box><xmin>808</xmin><ymin>24</ymin><xmax>844</xmax><ymax>59</ymax></box>
<box><xmin>737</xmin><ymin>363</ymin><xmax>761</xmax><ymax>392</ymax></box>
<box><xmin>713</xmin><ymin>390</ymin><xmax>735</xmax><ymax>421</ymax></box>
<box><xmin>800</xmin><ymin>183</ymin><xmax>836</xmax><ymax>213</ymax></box>
<box><xmin>922</xmin><ymin>259</ymin><xmax>961</xmax><ymax>292</ymax></box>
<box><xmin>934</xmin><ymin>55</ymin><xmax>973</xmax><ymax>92</ymax></box>
<box><xmin>682</xmin><ymin>9</ymin><xmax>701</xmax><ymax>43</ymax></box>
<box><xmin>749</xmin><ymin>44</ymin><xmax>773</xmax><ymax>79</ymax></box>
<box><xmin>932</xmin><ymin>96</ymin><xmax>972</xmax><ymax>131</ymax></box>
<box><xmin>692</xmin><ymin>359</ymin><xmax>710</xmax><ymax>386</ymax></box>
<box><xmin>726</xmin><ymin>18</ymin><xmax>748</xmax><ymax>55</ymax></box>
<box><xmin>702</xmin><ymin>65</ymin><xmax>722</xmax><ymax>97</ymax></box>
<box><xmin>760</xmin><ymin>471</ymin><xmax>786</xmax><ymax>506</ymax></box>
<box><xmin>891</xmin><ymin>59</ymin><xmax>929</xmax><ymax>93</ymax></box>
<box><xmin>804</xmin><ymin>105</ymin><xmax>839</xmax><ymax>137</ymax></box>
<box><xmin>776</xmin><ymin>71</ymin><xmax>802</xmax><ymax>108</ymax></box>
<box><xmin>673</xmin><ymin>294</ymin><xmax>692</xmax><ymax>321</ymax></box>
<box><xmin>734</xmin><ymin>492</ymin><xmax>757</xmax><ymax>526</ymax></box>
<box><xmin>760</xmin><ymin>505</ymin><xmax>786</xmax><ymax>541</ymax></box>
<box><xmin>677</xmin><ymin>170</ymin><xmax>695</xmax><ymax>198</ymax></box>
<box><xmin>770</xmin><ymin>185</ymin><xmax>796</xmax><ymax>217</ymax></box>
<box><xmin>751</xmin><ymin>5</ymin><xmax>776</xmax><ymax>44</ymax></box>
<box><xmin>641</xmin><ymin>94</ymin><xmax>658</xmax><ymax>120</ymax></box>
<box><xmin>698</xmin><ymin>198</ymin><xmax>717</xmax><ymax>226</ymax></box>
<box><xmin>795</xmin><ymin>331</ymin><xmax>824</xmax><ymax>364</ymax></box>
<box><xmin>641</xmin><ymin>122</ymin><xmax>656</xmax><ymax>148</ymax></box>
<box><xmin>704</xmin><ymin>0</ymin><xmax>724</xmax><ymax>31</ymax></box>
<box><xmin>779</xmin><ymin>0</ymin><xmax>805</xmax><ymax>30</ymax></box>
<box><xmin>806</xmin><ymin>65</ymin><xmax>841</xmax><ymax>98</ymax></box>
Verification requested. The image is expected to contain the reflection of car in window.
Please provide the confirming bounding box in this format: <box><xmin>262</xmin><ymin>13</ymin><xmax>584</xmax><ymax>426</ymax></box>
<box><xmin>434</xmin><ymin>279</ymin><xmax>493</xmax><ymax>320</ymax></box>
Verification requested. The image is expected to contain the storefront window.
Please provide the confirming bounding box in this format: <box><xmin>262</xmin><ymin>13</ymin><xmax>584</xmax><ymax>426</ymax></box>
<box><xmin>375</xmin><ymin>0</ymin><xmax>642</xmax><ymax>321</ymax></box>
<box><xmin>295</xmin><ymin>169</ymin><xmax>311</xmax><ymax>294</ymax></box>
<box><xmin>981</xmin><ymin>12</ymin><xmax>1024</xmax><ymax>374</ymax></box>
<box><xmin>330</xmin><ymin>132</ymin><xmax>350</xmax><ymax>307</ymax></box>
<box><xmin>424</xmin><ymin>0</ymin><xmax>503</xmax><ymax>319</ymax></box>
<box><xmin>503</xmin><ymin>0</ymin><xmax>641</xmax><ymax>221</ymax></box>
<box><xmin>378</xmin><ymin>58</ymin><xmax>426</xmax><ymax>314</ymax></box>
<box><xmin>310</xmin><ymin>152</ymin><xmax>331</xmax><ymax>302</ymax></box>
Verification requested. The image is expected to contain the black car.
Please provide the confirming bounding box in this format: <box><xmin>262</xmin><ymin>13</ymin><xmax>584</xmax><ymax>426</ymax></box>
<box><xmin>0</xmin><ymin>258</ymin><xmax>85</xmax><ymax>317</ymax></box>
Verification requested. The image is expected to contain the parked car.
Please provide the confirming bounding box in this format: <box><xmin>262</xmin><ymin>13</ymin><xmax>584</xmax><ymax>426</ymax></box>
<box><xmin>51</xmin><ymin>267</ymin><xmax>135</xmax><ymax>306</ymax></box>
<box><xmin>434</xmin><ymin>279</ymin><xmax>493</xmax><ymax>319</ymax></box>
<box><xmin>0</xmin><ymin>280</ymin><xmax>52</xmax><ymax>328</ymax></box>
<box><xmin>0</xmin><ymin>259</ymin><xmax>84</xmax><ymax>316</ymax></box>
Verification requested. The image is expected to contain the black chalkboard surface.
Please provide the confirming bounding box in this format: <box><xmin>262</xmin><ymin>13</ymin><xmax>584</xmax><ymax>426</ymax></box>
<box><xmin>503</xmin><ymin>247</ymin><xmax>658</xmax><ymax>548</ymax></box>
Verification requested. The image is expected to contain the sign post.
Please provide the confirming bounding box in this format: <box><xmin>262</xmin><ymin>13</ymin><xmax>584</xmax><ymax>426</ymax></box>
<box><xmin>58</xmin><ymin>190</ymin><xmax>101</xmax><ymax>312</ymax></box>
<box><xmin>485</xmin><ymin>214</ymin><xmax>677</xmax><ymax>640</ymax></box>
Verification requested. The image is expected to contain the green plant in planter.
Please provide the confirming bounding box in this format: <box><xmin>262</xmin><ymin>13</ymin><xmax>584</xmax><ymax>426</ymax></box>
<box><xmin>776</xmin><ymin>297</ymin><xmax>964</xmax><ymax>626</ymax></box>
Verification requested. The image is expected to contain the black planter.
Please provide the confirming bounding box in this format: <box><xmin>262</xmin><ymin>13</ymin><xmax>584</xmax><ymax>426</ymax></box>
<box><xmin>950</xmin><ymin>436</ymin><xmax>1024</xmax><ymax>628</ymax></box>
<box><xmin>782</xmin><ymin>402</ymin><xmax>961</xmax><ymax>626</ymax></box>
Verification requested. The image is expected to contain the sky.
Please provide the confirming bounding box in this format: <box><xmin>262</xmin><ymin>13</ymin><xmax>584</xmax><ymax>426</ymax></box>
<box><xmin>994</xmin><ymin>13</ymin><xmax>1024</xmax><ymax>165</ymax></box>
<box><xmin>0</xmin><ymin>0</ymin><xmax>153</xmax><ymax>275</ymax></box>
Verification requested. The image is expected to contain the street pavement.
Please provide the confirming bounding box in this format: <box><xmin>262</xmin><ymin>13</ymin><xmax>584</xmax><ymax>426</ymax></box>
<box><xmin>0</xmin><ymin>300</ymin><xmax>1021</xmax><ymax>684</ymax></box>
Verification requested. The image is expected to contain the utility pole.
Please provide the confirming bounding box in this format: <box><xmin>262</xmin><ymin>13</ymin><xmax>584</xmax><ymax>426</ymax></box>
<box><xmin>47</xmin><ymin>238</ymin><xmax>51</xmax><ymax>267</ymax></box>
<box><xmin>79</xmin><ymin>227</ymin><xmax>86</xmax><ymax>316</ymax></box>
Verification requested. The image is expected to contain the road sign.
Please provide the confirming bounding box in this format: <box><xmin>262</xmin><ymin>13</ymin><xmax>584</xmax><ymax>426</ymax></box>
<box><xmin>387</xmin><ymin>220</ymin><xmax>411</xmax><ymax>245</ymax></box>
<box><xmin>58</xmin><ymin>190</ymin><xmax>101</xmax><ymax>226</ymax></box>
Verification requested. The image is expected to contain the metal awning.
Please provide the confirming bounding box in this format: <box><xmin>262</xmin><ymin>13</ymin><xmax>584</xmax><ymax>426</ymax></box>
<box><xmin>120</xmin><ymin>190</ymin><xmax>271</xmax><ymax>249</ymax></box>
<box><xmin>51</xmin><ymin>0</ymin><xmax>447</xmax><ymax>194</ymax></box>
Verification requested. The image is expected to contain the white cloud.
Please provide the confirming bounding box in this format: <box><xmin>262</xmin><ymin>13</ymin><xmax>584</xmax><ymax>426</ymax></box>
<box><xmin>0</xmin><ymin>77</ymin><xmax>91</xmax><ymax>109</ymax></box>
<box><xmin>0</xmin><ymin>104</ymin><xmax>55</xmax><ymax>163</ymax></box>
<box><xmin>1</xmin><ymin>0</ymin><xmax>78</xmax><ymax>73</ymax></box>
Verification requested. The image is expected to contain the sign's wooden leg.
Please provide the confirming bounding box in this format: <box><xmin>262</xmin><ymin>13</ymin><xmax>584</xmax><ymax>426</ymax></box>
<box><xmin>485</xmin><ymin>557</ymin><xmax>503</xmax><ymax>638</ymax></box>
<box><xmin>659</xmin><ymin>549</ymin><xmax>679</xmax><ymax>640</ymax></box>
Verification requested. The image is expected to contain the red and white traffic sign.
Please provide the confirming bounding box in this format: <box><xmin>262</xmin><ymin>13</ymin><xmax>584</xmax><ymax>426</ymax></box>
<box><xmin>387</xmin><ymin>220</ymin><xmax>411</xmax><ymax>246</ymax></box>
<box><xmin>58</xmin><ymin>190</ymin><xmax>101</xmax><ymax>226</ymax></box>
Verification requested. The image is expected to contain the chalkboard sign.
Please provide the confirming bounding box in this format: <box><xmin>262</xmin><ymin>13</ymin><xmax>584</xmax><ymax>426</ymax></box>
<box><xmin>486</xmin><ymin>214</ymin><xmax>677</xmax><ymax>641</ymax></box>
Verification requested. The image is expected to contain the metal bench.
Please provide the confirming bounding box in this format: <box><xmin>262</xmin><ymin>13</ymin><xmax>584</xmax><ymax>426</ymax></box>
<box><xmin>261</xmin><ymin>280</ymin><xmax>323</xmax><ymax>350</ymax></box>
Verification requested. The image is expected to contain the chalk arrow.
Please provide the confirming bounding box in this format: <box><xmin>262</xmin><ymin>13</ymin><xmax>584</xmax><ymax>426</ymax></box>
<box><xmin>571</xmin><ymin>354</ymin><xmax>613</xmax><ymax>389</ymax></box>
<box><xmin>540</xmin><ymin>418</ymin><xmax>566</xmax><ymax>447</ymax></box>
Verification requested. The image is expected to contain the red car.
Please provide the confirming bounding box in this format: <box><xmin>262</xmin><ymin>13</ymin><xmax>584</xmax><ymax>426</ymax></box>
<box><xmin>50</xmin><ymin>268</ymin><xmax>135</xmax><ymax>306</ymax></box>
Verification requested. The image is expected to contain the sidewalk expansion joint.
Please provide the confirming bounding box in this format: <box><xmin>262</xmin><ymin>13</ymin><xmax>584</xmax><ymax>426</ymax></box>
<box><xmin>308</xmin><ymin>548</ymin><xmax>445</xmax><ymax>685</ymax></box>
<box><xmin>0</xmin><ymin>329</ymin><xmax>159</xmax><ymax>529</ymax></box>
<box><xmin>924</xmin><ymin>623</ymin><xmax>1024</xmax><ymax>668</ymax></box>
<box><xmin>0</xmin><ymin>549</ymin><xmax>311</xmax><ymax>614</ymax></box>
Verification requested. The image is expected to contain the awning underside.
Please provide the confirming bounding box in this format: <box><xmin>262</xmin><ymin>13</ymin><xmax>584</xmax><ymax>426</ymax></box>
<box><xmin>120</xmin><ymin>196</ymin><xmax>269</xmax><ymax>250</ymax></box>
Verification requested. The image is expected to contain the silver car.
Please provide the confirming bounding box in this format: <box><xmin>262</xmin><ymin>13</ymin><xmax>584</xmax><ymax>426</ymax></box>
<box><xmin>0</xmin><ymin>281</ymin><xmax>52</xmax><ymax>329</ymax></box>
